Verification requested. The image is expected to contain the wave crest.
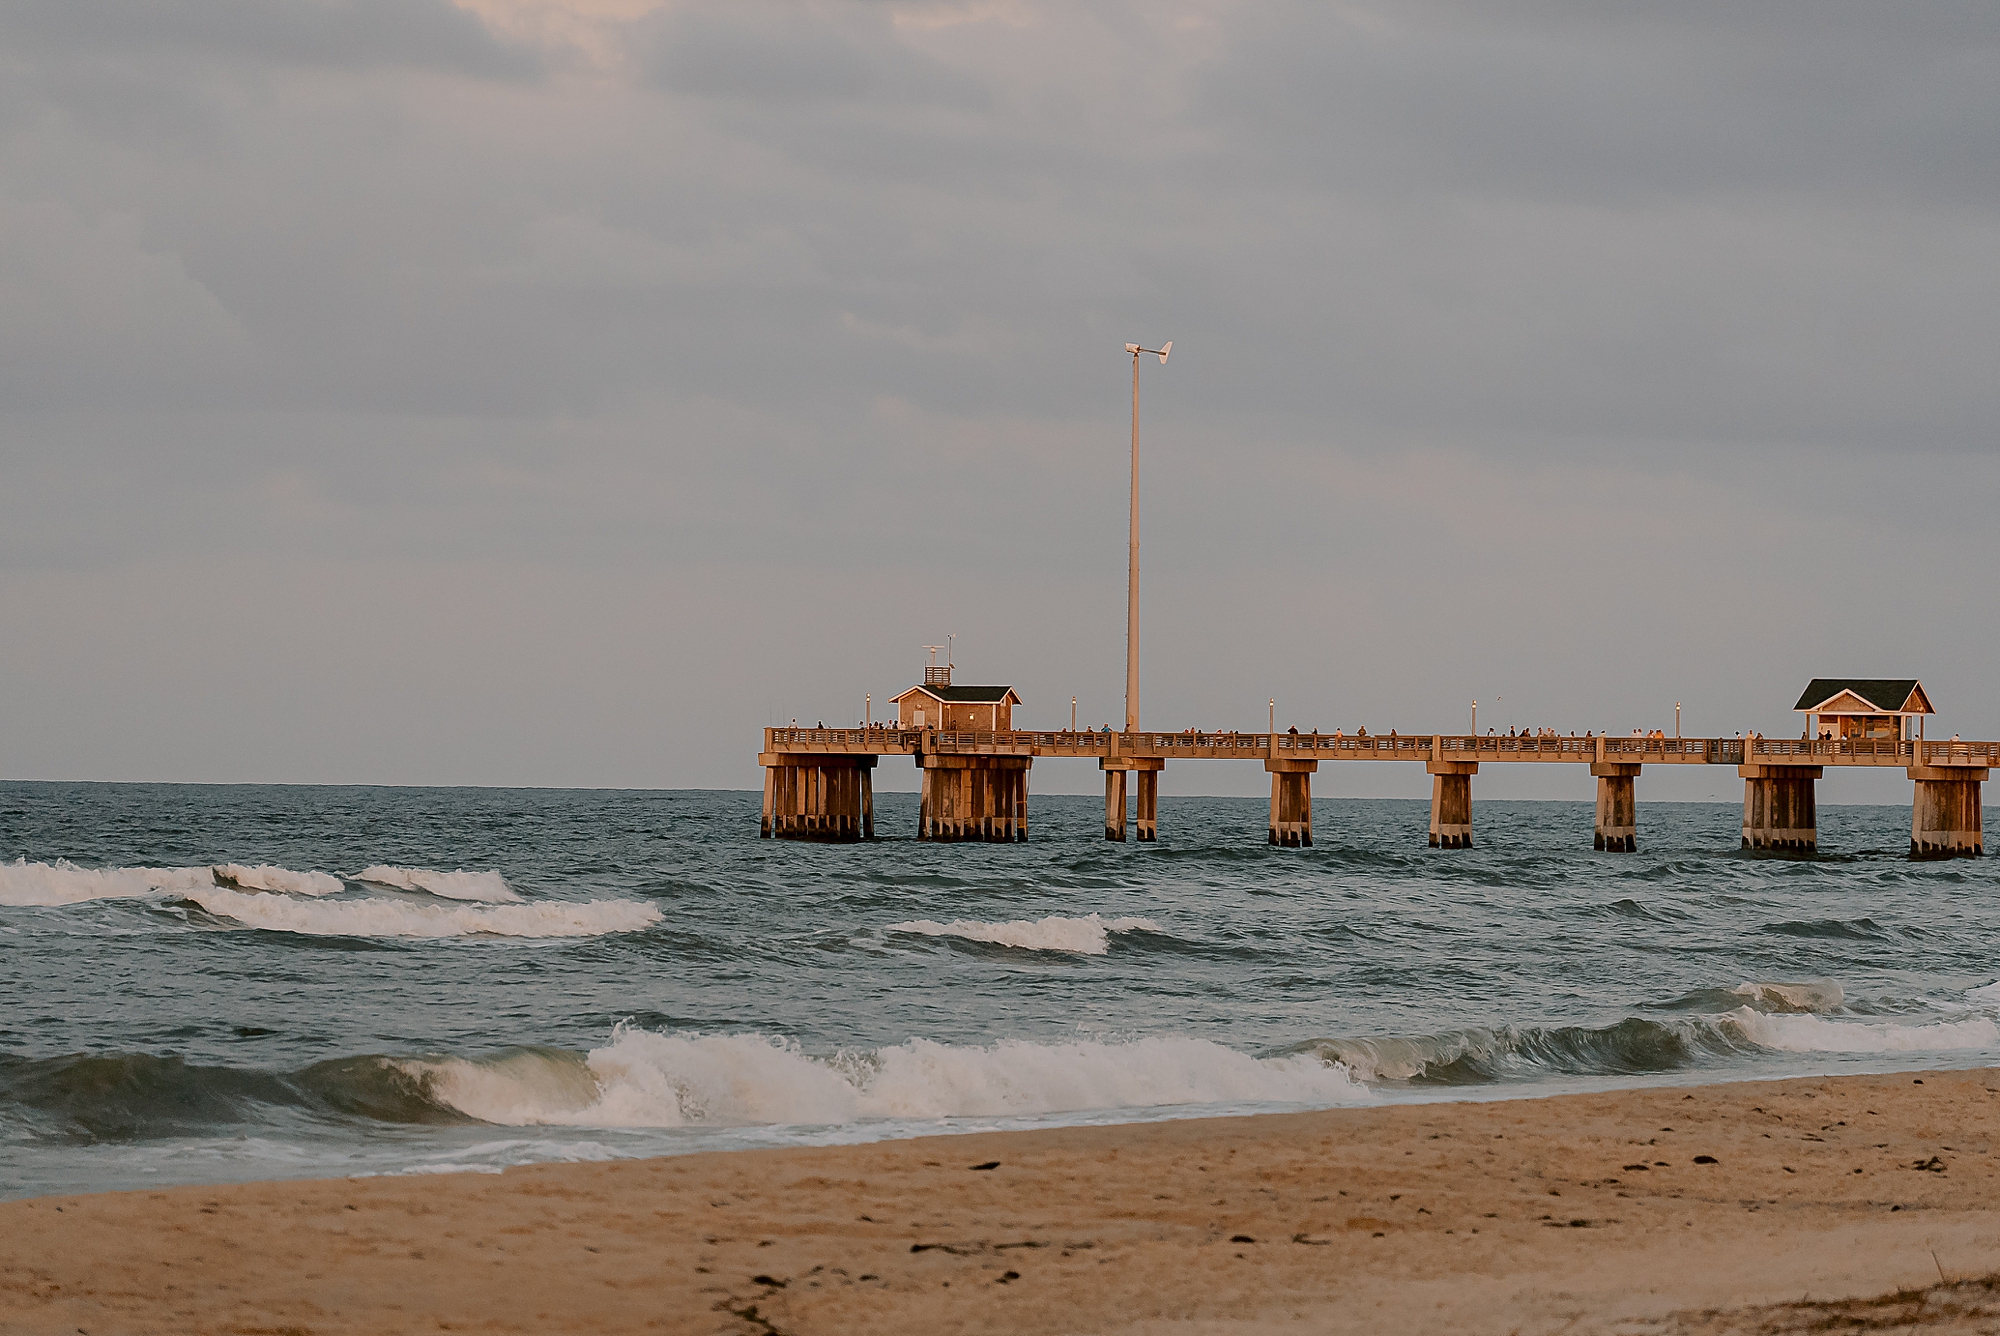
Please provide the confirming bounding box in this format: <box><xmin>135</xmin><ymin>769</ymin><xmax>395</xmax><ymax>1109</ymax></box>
<box><xmin>1306</xmin><ymin>1000</ymin><xmax>1998</xmax><ymax>1085</ymax></box>
<box><xmin>1719</xmin><ymin>1007</ymin><xmax>2000</xmax><ymax>1053</ymax></box>
<box><xmin>1729</xmin><ymin>980</ymin><xmax>1845</xmax><ymax>1013</ymax></box>
<box><xmin>356</xmin><ymin>866</ymin><xmax>518</xmax><ymax>903</ymax></box>
<box><xmin>185</xmin><ymin>886</ymin><xmax>660</xmax><ymax>939</ymax></box>
<box><xmin>0</xmin><ymin>859</ymin><xmax>212</xmax><ymax>907</ymax></box>
<box><xmin>212</xmin><ymin>865</ymin><xmax>343</xmax><ymax>897</ymax></box>
<box><xmin>406</xmin><ymin>1029</ymin><xmax>1370</xmax><ymax>1128</ymax></box>
<box><xmin>887</xmin><ymin>913</ymin><xmax>1162</xmax><ymax>955</ymax></box>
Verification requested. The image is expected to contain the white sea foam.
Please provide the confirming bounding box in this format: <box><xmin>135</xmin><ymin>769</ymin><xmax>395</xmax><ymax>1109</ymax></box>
<box><xmin>0</xmin><ymin>860</ymin><xmax>214</xmax><ymax>907</ymax></box>
<box><xmin>1730</xmin><ymin>980</ymin><xmax>1844</xmax><ymax>1014</ymax></box>
<box><xmin>1722</xmin><ymin>1006</ymin><xmax>2000</xmax><ymax>1053</ymax></box>
<box><xmin>886</xmin><ymin>913</ymin><xmax>1163</xmax><ymax>955</ymax></box>
<box><xmin>211</xmin><ymin>864</ymin><xmax>344</xmax><ymax>897</ymax></box>
<box><xmin>1966</xmin><ymin>979</ymin><xmax>2000</xmax><ymax>1003</ymax></box>
<box><xmin>405</xmin><ymin>1028</ymin><xmax>1371</xmax><ymax>1129</ymax></box>
<box><xmin>186</xmin><ymin>886</ymin><xmax>660</xmax><ymax>939</ymax></box>
<box><xmin>356</xmin><ymin>866</ymin><xmax>518</xmax><ymax>903</ymax></box>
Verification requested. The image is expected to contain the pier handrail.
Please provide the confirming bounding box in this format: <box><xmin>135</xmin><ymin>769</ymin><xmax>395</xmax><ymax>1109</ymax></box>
<box><xmin>763</xmin><ymin>727</ymin><xmax>1996</xmax><ymax>767</ymax></box>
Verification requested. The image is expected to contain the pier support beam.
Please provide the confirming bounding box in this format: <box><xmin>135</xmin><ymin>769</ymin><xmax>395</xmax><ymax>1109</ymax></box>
<box><xmin>1102</xmin><ymin>758</ymin><xmax>1165</xmax><ymax>842</ymax></box>
<box><xmin>1428</xmin><ymin>761</ymin><xmax>1476</xmax><ymax>848</ymax></box>
<box><xmin>758</xmin><ymin>754</ymin><xmax>875</xmax><ymax>841</ymax></box>
<box><xmin>1909</xmin><ymin>766</ymin><xmax>1986</xmax><ymax>859</ymax></box>
<box><xmin>1740</xmin><ymin>764</ymin><xmax>1820</xmax><ymax>853</ymax></box>
<box><xmin>919</xmin><ymin>755</ymin><xmax>1030</xmax><ymax>843</ymax></box>
<box><xmin>1591</xmin><ymin>762</ymin><xmax>1640</xmax><ymax>852</ymax></box>
<box><xmin>1266</xmin><ymin>759</ymin><xmax>1315</xmax><ymax>847</ymax></box>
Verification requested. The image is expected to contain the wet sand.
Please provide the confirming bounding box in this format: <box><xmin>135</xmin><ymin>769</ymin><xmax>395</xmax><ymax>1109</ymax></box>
<box><xmin>6</xmin><ymin>1068</ymin><xmax>2000</xmax><ymax>1334</ymax></box>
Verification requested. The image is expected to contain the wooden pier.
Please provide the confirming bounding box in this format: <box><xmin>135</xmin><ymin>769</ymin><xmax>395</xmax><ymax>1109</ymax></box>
<box><xmin>759</xmin><ymin>727</ymin><xmax>1993</xmax><ymax>857</ymax></box>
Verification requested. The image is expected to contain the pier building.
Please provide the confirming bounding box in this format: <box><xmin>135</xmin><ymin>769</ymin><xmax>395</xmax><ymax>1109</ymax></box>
<box><xmin>1795</xmin><ymin>679</ymin><xmax>1933</xmax><ymax>741</ymax></box>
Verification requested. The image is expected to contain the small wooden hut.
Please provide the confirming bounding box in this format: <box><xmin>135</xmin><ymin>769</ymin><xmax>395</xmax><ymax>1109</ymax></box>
<box><xmin>1793</xmin><ymin>678</ymin><xmax>1934</xmax><ymax>741</ymax></box>
<box><xmin>889</xmin><ymin>664</ymin><xmax>1020</xmax><ymax>731</ymax></box>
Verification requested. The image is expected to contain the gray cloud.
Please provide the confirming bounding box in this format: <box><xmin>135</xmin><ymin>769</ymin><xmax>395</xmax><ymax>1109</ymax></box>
<box><xmin>0</xmin><ymin>0</ymin><xmax>537</xmax><ymax>74</ymax></box>
<box><xmin>0</xmin><ymin>0</ymin><xmax>1995</xmax><ymax>792</ymax></box>
<box><xmin>648</xmin><ymin>4</ymin><xmax>986</xmax><ymax>109</ymax></box>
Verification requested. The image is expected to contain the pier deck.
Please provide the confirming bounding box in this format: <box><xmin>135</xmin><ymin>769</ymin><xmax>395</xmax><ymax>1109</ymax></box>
<box><xmin>765</xmin><ymin>728</ymin><xmax>1998</xmax><ymax>769</ymax></box>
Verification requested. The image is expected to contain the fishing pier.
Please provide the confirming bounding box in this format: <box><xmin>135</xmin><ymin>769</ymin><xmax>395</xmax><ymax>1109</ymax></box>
<box><xmin>758</xmin><ymin>679</ymin><xmax>1988</xmax><ymax>857</ymax></box>
<box><xmin>760</xmin><ymin>345</ymin><xmax>1983</xmax><ymax>860</ymax></box>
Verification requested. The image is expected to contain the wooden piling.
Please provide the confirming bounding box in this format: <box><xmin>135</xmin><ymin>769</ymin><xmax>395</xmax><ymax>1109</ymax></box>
<box><xmin>1591</xmin><ymin>762</ymin><xmax>1640</xmax><ymax>852</ymax></box>
<box><xmin>1740</xmin><ymin>764</ymin><xmax>1820</xmax><ymax>853</ymax></box>
<box><xmin>1100</xmin><ymin>758</ymin><xmax>1163</xmax><ymax>843</ymax></box>
<box><xmin>1427</xmin><ymin>761</ymin><xmax>1476</xmax><ymax>848</ymax></box>
<box><xmin>758</xmin><ymin>754</ymin><xmax>876</xmax><ymax>842</ymax></box>
<box><xmin>1265</xmin><ymin>758</ymin><xmax>1315</xmax><ymax>847</ymax></box>
<box><xmin>918</xmin><ymin>754</ymin><xmax>1031</xmax><ymax>843</ymax></box>
<box><xmin>1134</xmin><ymin>768</ymin><xmax>1159</xmax><ymax>842</ymax></box>
<box><xmin>1908</xmin><ymin>765</ymin><xmax>1986</xmax><ymax>858</ymax></box>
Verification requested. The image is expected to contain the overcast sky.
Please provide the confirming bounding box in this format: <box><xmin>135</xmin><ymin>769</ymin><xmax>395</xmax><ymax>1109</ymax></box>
<box><xmin>2</xmin><ymin>0</ymin><xmax>1996</xmax><ymax>800</ymax></box>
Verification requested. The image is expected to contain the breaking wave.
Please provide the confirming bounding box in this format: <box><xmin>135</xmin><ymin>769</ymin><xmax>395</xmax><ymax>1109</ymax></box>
<box><xmin>886</xmin><ymin>913</ymin><xmax>1163</xmax><ymax>955</ymax></box>
<box><xmin>0</xmin><ymin>1030</ymin><xmax>1373</xmax><ymax>1143</ymax></box>
<box><xmin>1722</xmin><ymin>1008</ymin><xmax>2000</xmax><ymax>1053</ymax></box>
<box><xmin>185</xmin><ymin>886</ymin><xmax>659</xmax><ymax>939</ymax></box>
<box><xmin>0</xmin><ymin>860</ymin><xmax>213</xmax><ymax>907</ymax></box>
<box><xmin>1301</xmin><ymin>980</ymin><xmax>1996</xmax><ymax>1084</ymax></box>
<box><xmin>355</xmin><ymin>866</ymin><xmax>518</xmax><ymax>903</ymax></box>
<box><xmin>1731</xmin><ymin>980</ymin><xmax>1844</xmax><ymax>1013</ymax></box>
<box><xmin>212</xmin><ymin>865</ymin><xmax>343</xmax><ymax>897</ymax></box>
<box><xmin>2</xmin><ymin>860</ymin><xmax>519</xmax><ymax>909</ymax></box>
<box><xmin>403</xmin><ymin>1028</ymin><xmax>1371</xmax><ymax>1127</ymax></box>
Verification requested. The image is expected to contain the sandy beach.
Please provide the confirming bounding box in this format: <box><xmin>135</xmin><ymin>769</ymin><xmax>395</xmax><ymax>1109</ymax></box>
<box><xmin>6</xmin><ymin>1068</ymin><xmax>2000</xmax><ymax>1334</ymax></box>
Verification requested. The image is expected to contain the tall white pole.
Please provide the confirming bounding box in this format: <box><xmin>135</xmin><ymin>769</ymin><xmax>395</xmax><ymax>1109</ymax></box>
<box><xmin>1127</xmin><ymin>351</ymin><xmax>1141</xmax><ymax>734</ymax></box>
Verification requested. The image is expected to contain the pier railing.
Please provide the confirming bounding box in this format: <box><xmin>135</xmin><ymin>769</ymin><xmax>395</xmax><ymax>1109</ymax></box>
<box><xmin>762</xmin><ymin>728</ymin><xmax>1996</xmax><ymax>767</ymax></box>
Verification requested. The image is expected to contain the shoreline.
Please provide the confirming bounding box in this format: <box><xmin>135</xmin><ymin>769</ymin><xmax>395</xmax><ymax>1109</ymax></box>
<box><xmin>10</xmin><ymin>1054</ymin><xmax>1997</xmax><ymax>1209</ymax></box>
<box><xmin>8</xmin><ymin>1066</ymin><xmax>2000</xmax><ymax>1333</ymax></box>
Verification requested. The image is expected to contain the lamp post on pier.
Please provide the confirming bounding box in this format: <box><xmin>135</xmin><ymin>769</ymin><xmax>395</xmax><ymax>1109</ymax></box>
<box><xmin>1123</xmin><ymin>340</ymin><xmax>1170</xmax><ymax>733</ymax></box>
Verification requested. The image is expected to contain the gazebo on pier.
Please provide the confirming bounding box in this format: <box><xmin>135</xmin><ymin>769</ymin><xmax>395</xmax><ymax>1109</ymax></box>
<box><xmin>1794</xmin><ymin>678</ymin><xmax>1934</xmax><ymax>741</ymax></box>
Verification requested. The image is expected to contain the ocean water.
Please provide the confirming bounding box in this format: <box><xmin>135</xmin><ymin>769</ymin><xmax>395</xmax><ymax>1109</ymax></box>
<box><xmin>4</xmin><ymin>781</ymin><xmax>1998</xmax><ymax>1202</ymax></box>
